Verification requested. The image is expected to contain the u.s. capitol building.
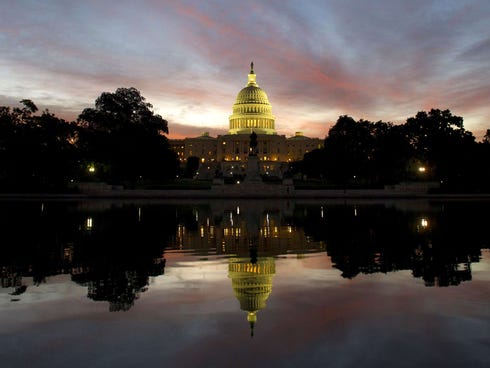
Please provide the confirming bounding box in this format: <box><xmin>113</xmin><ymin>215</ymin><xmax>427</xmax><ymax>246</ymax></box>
<box><xmin>170</xmin><ymin>63</ymin><xmax>323</xmax><ymax>178</ymax></box>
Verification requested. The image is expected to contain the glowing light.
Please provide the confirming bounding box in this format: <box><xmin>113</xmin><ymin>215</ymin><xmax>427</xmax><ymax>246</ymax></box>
<box><xmin>421</xmin><ymin>218</ymin><xmax>428</xmax><ymax>228</ymax></box>
<box><xmin>86</xmin><ymin>217</ymin><xmax>93</xmax><ymax>230</ymax></box>
<box><xmin>88</xmin><ymin>165</ymin><xmax>95</xmax><ymax>173</ymax></box>
<box><xmin>418</xmin><ymin>166</ymin><xmax>426</xmax><ymax>173</ymax></box>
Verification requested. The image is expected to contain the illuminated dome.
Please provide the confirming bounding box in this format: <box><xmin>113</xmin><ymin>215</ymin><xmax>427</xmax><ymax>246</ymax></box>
<box><xmin>229</xmin><ymin>62</ymin><xmax>276</xmax><ymax>135</ymax></box>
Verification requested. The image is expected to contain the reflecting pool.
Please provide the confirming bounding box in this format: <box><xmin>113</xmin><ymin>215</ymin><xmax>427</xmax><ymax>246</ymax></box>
<box><xmin>1</xmin><ymin>199</ymin><xmax>489</xmax><ymax>367</ymax></box>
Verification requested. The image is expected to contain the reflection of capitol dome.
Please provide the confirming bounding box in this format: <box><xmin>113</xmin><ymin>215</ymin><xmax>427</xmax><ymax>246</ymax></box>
<box><xmin>228</xmin><ymin>256</ymin><xmax>276</xmax><ymax>336</ymax></box>
<box><xmin>229</xmin><ymin>62</ymin><xmax>276</xmax><ymax>135</ymax></box>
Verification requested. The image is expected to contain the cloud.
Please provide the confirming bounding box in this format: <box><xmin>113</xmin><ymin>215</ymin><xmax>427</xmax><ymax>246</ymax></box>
<box><xmin>1</xmin><ymin>0</ymin><xmax>489</xmax><ymax>139</ymax></box>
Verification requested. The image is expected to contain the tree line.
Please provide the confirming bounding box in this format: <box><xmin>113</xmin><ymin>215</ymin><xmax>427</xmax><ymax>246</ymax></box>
<box><xmin>296</xmin><ymin>110</ymin><xmax>490</xmax><ymax>192</ymax></box>
<box><xmin>1</xmin><ymin>87</ymin><xmax>489</xmax><ymax>192</ymax></box>
<box><xmin>0</xmin><ymin>88</ymin><xmax>179</xmax><ymax>192</ymax></box>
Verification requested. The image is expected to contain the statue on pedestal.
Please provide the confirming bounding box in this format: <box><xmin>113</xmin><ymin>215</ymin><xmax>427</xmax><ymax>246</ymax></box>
<box><xmin>249</xmin><ymin>131</ymin><xmax>257</xmax><ymax>156</ymax></box>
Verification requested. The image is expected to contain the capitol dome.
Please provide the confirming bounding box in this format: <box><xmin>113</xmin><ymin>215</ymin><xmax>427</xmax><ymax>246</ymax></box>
<box><xmin>229</xmin><ymin>62</ymin><xmax>276</xmax><ymax>135</ymax></box>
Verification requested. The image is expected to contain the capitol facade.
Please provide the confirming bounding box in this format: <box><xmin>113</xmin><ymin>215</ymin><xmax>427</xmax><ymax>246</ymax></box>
<box><xmin>170</xmin><ymin>63</ymin><xmax>323</xmax><ymax>178</ymax></box>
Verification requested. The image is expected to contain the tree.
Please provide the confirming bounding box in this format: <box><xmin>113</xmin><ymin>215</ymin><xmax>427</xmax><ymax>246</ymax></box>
<box><xmin>483</xmin><ymin>129</ymin><xmax>490</xmax><ymax>144</ymax></box>
<box><xmin>370</xmin><ymin>121</ymin><xmax>411</xmax><ymax>184</ymax></box>
<box><xmin>0</xmin><ymin>101</ymin><xmax>78</xmax><ymax>191</ymax></box>
<box><xmin>18</xmin><ymin>99</ymin><xmax>38</xmax><ymax>115</ymax></box>
<box><xmin>322</xmin><ymin>116</ymin><xmax>376</xmax><ymax>186</ymax></box>
<box><xmin>184</xmin><ymin>156</ymin><xmax>200</xmax><ymax>178</ymax></box>
<box><xmin>300</xmin><ymin>149</ymin><xmax>327</xmax><ymax>179</ymax></box>
<box><xmin>77</xmin><ymin>87</ymin><xmax>178</xmax><ymax>185</ymax></box>
<box><xmin>403</xmin><ymin>109</ymin><xmax>476</xmax><ymax>187</ymax></box>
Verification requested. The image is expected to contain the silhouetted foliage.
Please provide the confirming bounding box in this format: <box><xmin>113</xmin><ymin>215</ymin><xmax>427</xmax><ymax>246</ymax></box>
<box><xmin>403</xmin><ymin>109</ymin><xmax>476</xmax><ymax>189</ymax></box>
<box><xmin>0</xmin><ymin>102</ymin><xmax>78</xmax><ymax>192</ymax></box>
<box><xmin>295</xmin><ymin>109</ymin><xmax>489</xmax><ymax>192</ymax></box>
<box><xmin>300</xmin><ymin>148</ymin><xmax>327</xmax><ymax>179</ymax></box>
<box><xmin>1</xmin><ymin>96</ymin><xmax>489</xmax><ymax>193</ymax></box>
<box><xmin>77</xmin><ymin>87</ymin><xmax>178</xmax><ymax>185</ymax></box>
<box><xmin>323</xmin><ymin>116</ymin><xmax>373</xmax><ymax>185</ymax></box>
<box><xmin>369</xmin><ymin>122</ymin><xmax>411</xmax><ymax>184</ymax></box>
<box><xmin>484</xmin><ymin>129</ymin><xmax>490</xmax><ymax>144</ymax></box>
<box><xmin>183</xmin><ymin>156</ymin><xmax>200</xmax><ymax>178</ymax></box>
<box><xmin>300</xmin><ymin>115</ymin><xmax>411</xmax><ymax>187</ymax></box>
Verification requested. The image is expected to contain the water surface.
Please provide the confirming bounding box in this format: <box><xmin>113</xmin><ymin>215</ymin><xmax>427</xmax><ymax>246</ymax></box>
<box><xmin>1</xmin><ymin>199</ymin><xmax>489</xmax><ymax>367</ymax></box>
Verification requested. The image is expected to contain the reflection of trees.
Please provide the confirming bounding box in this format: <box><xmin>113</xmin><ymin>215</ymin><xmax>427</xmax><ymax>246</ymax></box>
<box><xmin>412</xmin><ymin>243</ymin><xmax>473</xmax><ymax>287</ymax></box>
<box><xmin>70</xmin><ymin>205</ymin><xmax>174</xmax><ymax>311</ymax></box>
<box><xmin>1</xmin><ymin>198</ymin><xmax>489</xmax><ymax>303</ymax></box>
<box><xmin>409</xmin><ymin>202</ymin><xmax>484</xmax><ymax>286</ymax></box>
<box><xmin>292</xmin><ymin>204</ymin><xmax>413</xmax><ymax>278</ymax></box>
<box><xmin>0</xmin><ymin>201</ymin><xmax>78</xmax><ymax>286</ymax></box>
<box><xmin>295</xmin><ymin>202</ymin><xmax>488</xmax><ymax>286</ymax></box>
<box><xmin>0</xmin><ymin>201</ymin><xmax>175</xmax><ymax>308</ymax></box>
<box><xmin>73</xmin><ymin>264</ymin><xmax>164</xmax><ymax>312</ymax></box>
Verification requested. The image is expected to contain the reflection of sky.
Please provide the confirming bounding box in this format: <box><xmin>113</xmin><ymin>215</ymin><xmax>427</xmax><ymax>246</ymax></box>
<box><xmin>1</xmin><ymin>251</ymin><xmax>489</xmax><ymax>367</ymax></box>
<box><xmin>472</xmin><ymin>248</ymin><xmax>490</xmax><ymax>280</ymax></box>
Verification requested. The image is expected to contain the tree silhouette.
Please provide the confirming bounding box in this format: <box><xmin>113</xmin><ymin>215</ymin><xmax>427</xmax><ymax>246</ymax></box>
<box><xmin>0</xmin><ymin>101</ymin><xmax>78</xmax><ymax>191</ymax></box>
<box><xmin>404</xmin><ymin>109</ymin><xmax>475</xmax><ymax>185</ymax></box>
<box><xmin>296</xmin><ymin>109</ymin><xmax>489</xmax><ymax>192</ymax></box>
<box><xmin>483</xmin><ymin>129</ymin><xmax>490</xmax><ymax>144</ymax></box>
<box><xmin>77</xmin><ymin>87</ymin><xmax>178</xmax><ymax>186</ymax></box>
<box><xmin>184</xmin><ymin>156</ymin><xmax>200</xmax><ymax>178</ymax></box>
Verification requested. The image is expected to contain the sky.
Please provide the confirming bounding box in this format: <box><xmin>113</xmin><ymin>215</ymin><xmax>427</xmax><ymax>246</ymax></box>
<box><xmin>1</xmin><ymin>0</ymin><xmax>489</xmax><ymax>140</ymax></box>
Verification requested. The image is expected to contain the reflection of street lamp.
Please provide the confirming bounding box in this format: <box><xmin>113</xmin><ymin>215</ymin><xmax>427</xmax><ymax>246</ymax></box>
<box><xmin>417</xmin><ymin>217</ymin><xmax>429</xmax><ymax>232</ymax></box>
<box><xmin>86</xmin><ymin>217</ymin><xmax>93</xmax><ymax>230</ymax></box>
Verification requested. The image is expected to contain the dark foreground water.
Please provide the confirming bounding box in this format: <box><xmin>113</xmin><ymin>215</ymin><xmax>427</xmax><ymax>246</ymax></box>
<box><xmin>1</xmin><ymin>198</ymin><xmax>489</xmax><ymax>367</ymax></box>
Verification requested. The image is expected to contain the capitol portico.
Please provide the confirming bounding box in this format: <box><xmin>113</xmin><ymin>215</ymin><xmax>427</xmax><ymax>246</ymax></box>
<box><xmin>170</xmin><ymin>63</ymin><xmax>323</xmax><ymax>179</ymax></box>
